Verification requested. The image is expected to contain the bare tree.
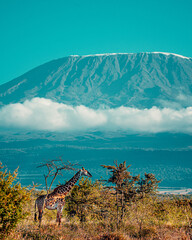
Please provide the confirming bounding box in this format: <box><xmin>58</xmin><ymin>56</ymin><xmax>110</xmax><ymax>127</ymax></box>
<box><xmin>37</xmin><ymin>157</ymin><xmax>78</xmax><ymax>194</ymax></box>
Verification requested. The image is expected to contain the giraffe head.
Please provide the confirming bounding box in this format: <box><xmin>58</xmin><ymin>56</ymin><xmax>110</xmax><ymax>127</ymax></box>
<box><xmin>80</xmin><ymin>167</ymin><xmax>92</xmax><ymax>177</ymax></box>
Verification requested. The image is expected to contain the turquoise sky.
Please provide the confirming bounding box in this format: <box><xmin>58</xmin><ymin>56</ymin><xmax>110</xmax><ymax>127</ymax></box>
<box><xmin>0</xmin><ymin>0</ymin><xmax>192</xmax><ymax>85</ymax></box>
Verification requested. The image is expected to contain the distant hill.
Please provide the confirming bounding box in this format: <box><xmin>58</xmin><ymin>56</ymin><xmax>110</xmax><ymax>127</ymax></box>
<box><xmin>0</xmin><ymin>52</ymin><xmax>192</xmax><ymax>108</ymax></box>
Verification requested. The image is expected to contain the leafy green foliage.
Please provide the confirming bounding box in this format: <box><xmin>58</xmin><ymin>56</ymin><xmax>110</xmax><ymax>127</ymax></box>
<box><xmin>65</xmin><ymin>177</ymin><xmax>103</xmax><ymax>222</ymax></box>
<box><xmin>137</xmin><ymin>173</ymin><xmax>161</xmax><ymax>199</ymax></box>
<box><xmin>0</xmin><ymin>162</ymin><xmax>31</xmax><ymax>237</ymax></box>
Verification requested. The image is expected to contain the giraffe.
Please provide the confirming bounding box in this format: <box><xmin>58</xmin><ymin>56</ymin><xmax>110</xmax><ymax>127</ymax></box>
<box><xmin>34</xmin><ymin>167</ymin><xmax>92</xmax><ymax>226</ymax></box>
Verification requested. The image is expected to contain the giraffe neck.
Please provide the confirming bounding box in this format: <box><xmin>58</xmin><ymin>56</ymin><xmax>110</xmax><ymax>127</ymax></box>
<box><xmin>51</xmin><ymin>170</ymin><xmax>82</xmax><ymax>196</ymax></box>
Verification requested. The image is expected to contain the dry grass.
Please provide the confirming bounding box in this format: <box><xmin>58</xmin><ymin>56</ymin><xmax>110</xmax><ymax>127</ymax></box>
<box><xmin>4</xmin><ymin>216</ymin><xmax>192</xmax><ymax>240</ymax></box>
<box><xmin>2</xmin><ymin>193</ymin><xmax>192</xmax><ymax>240</ymax></box>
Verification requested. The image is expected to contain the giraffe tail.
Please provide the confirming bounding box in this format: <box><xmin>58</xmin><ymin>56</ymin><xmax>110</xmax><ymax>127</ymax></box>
<box><xmin>34</xmin><ymin>200</ymin><xmax>37</xmax><ymax>222</ymax></box>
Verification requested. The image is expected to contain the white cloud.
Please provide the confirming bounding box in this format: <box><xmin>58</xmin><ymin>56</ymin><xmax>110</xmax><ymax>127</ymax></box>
<box><xmin>0</xmin><ymin>98</ymin><xmax>192</xmax><ymax>133</ymax></box>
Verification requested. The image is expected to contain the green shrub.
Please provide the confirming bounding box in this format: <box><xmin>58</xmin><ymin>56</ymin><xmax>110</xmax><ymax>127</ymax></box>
<box><xmin>0</xmin><ymin>162</ymin><xmax>31</xmax><ymax>237</ymax></box>
<box><xmin>65</xmin><ymin>177</ymin><xmax>103</xmax><ymax>222</ymax></box>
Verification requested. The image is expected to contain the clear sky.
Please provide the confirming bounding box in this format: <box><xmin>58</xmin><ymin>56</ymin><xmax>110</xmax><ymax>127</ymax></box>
<box><xmin>0</xmin><ymin>0</ymin><xmax>192</xmax><ymax>85</ymax></box>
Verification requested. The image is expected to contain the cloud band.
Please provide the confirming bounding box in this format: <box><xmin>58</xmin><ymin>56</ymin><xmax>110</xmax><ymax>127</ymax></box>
<box><xmin>0</xmin><ymin>98</ymin><xmax>192</xmax><ymax>133</ymax></box>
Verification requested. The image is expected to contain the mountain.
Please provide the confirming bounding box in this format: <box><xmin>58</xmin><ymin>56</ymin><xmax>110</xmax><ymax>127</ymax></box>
<box><xmin>1</xmin><ymin>52</ymin><xmax>192</xmax><ymax>190</ymax></box>
<box><xmin>0</xmin><ymin>52</ymin><xmax>192</xmax><ymax>108</ymax></box>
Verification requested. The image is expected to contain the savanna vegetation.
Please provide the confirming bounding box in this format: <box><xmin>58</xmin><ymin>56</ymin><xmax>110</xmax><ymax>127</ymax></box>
<box><xmin>0</xmin><ymin>160</ymin><xmax>192</xmax><ymax>240</ymax></box>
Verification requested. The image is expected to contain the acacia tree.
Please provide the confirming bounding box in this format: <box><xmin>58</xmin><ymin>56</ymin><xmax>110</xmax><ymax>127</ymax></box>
<box><xmin>137</xmin><ymin>173</ymin><xmax>160</xmax><ymax>199</ymax></box>
<box><xmin>102</xmin><ymin>161</ymin><xmax>138</xmax><ymax>225</ymax></box>
<box><xmin>37</xmin><ymin>158</ymin><xmax>78</xmax><ymax>194</ymax></box>
<box><xmin>102</xmin><ymin>161</ymin><xmax>160</xmax><ymax>226</ymax></box>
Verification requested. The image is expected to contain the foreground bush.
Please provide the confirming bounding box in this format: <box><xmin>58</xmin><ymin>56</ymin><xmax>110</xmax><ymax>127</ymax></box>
<box><xmin>65</xmin><ymin>178</ymin><xmax>105</xmax><ymax>222</ymax></box>
<box><xmin>0</xmin><ymin>162</ymin><xmax>31</xmax><ymax>237</ymax></box>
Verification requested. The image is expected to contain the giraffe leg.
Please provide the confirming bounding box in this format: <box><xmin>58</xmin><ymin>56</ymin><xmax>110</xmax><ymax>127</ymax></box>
<box><xmin>56</xmin><ymin>211</ymin><xmax>59</xmax><ymax>223</ymax></box>
<box><xmin>38</xmin><ymin>209</ymin><xmax>43</xmax><ymax>227</ymax></box>
<box><xmin>34</xmin><ymin>195</ymin><xmax>47</xmax><ymax>227</ymax></box>
<box><xmin>56</xmin><ymin>205</ymin><xmax>63</xmax><ymax>225</ymax></box>
<box><xmin>34</xmin><ymin>200</ymin><xmax>37</xmax><ymax>222</ymax></box>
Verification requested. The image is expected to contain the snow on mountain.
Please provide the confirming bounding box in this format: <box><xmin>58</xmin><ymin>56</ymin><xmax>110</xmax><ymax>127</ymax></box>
<box><xmin>73</xmin><ymin>52</ymin><xmax>191</xmax><ymax>59</ymax></box>
<box><xmin>0</xmin><ymin>52</ymin><xmax>192</xmax><ymax>109</ymax></box>
<box><xmin>152</xmin><ymin>52</ymin><xmax>190</xmax><ymax>59</ymax></box>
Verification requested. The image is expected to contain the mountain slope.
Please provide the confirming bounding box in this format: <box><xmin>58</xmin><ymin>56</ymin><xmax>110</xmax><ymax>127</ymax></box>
<box><xmin>0</xmin><ymin>52</ymin><xmax>192</xmax><ymax>108</ymax></box>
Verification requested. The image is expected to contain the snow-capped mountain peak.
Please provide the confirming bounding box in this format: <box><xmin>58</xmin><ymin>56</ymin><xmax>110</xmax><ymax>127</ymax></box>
<box><xmin>0</xmin><ymin>52</ymin><xmax>191</xmax><ymax>108</ymax></box>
